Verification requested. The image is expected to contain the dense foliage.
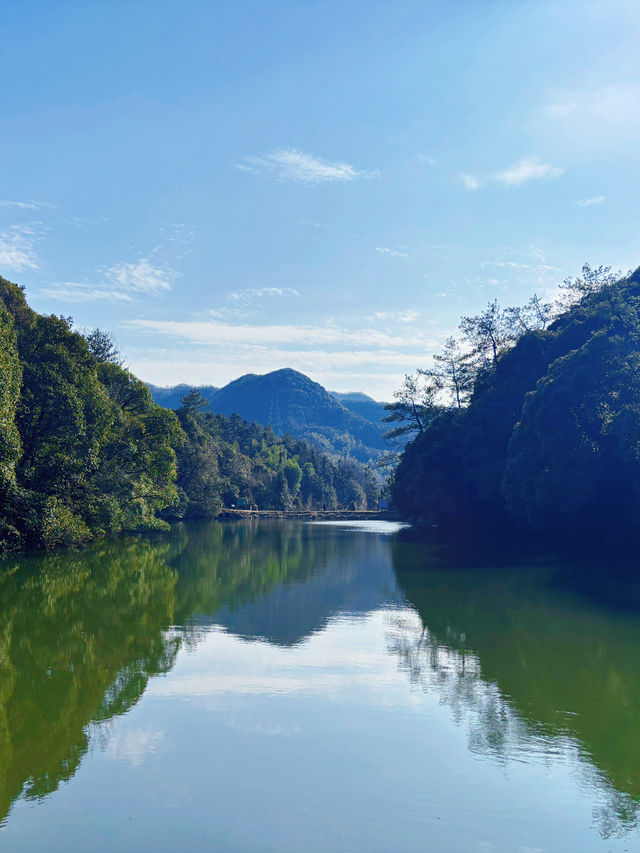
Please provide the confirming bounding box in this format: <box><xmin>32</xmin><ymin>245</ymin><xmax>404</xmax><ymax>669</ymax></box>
<box><xmin>0</xmin><ymin>276</ymin><xmax>182</xmax><ymax>551</ymax></box>
<box><xmin>170</xmin><ymin>389</ymin><xmax>379</xmax><ymax>520</ymax></box>
<box><xmin>149</xmin><ymin>368</ymin><xmax>387</xmax><ymax>464</ymax></box>
<box><xmin>392</xmin><ymin>266</ymin><xmax>640</xmax><ymax>538</ymax></box>
<box><xmin>0</xmin><ymin>277</ymin><xmax>378</xmax><ymax>551</ymax></box>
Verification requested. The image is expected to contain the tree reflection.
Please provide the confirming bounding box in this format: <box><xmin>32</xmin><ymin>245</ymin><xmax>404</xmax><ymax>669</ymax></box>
<box><xmin>0</xmin><ymin>519</ymin><xmax>366</xmax><ymax>822</ymax></box>
<box><xmin>0</xmin><ymin>540</ymin><xmax>179</xmax><ymax>823</ymax></box>
<box><xmin>391</xmin><ymin>538</ymin><xmax>640</xmax><ymax>838</ymax></box>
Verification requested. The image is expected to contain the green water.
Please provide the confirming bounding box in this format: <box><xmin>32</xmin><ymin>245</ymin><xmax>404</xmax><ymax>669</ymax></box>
<box><xmin>0</xmin><ymin>519</ymin><xmax>639</xmax><ymax>851</ymax></box>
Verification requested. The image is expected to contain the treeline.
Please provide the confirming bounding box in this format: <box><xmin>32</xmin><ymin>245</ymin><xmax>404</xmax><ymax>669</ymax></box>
<box><xmin>0</xmin><ymin>276</ymin><xmax>377</xmax><ymax>551</ymax></box>
<box><xmin>391</xmin><ymin>265</ymin><xmax>640</xmax><ymax>539</ymax></box>
<box><xmin>170</xmin><ymin>389</ymin><xmax>378</xmax><ymax>521</ymax></box>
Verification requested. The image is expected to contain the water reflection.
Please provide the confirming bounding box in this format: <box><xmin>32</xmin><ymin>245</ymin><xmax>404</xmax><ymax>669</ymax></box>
<box><xmin>0</xmin><ymin>540</ymin><xmax>179</xmax><ymax>824</ymax></box>
<box><xmin>0</xmin><ymin>520</ymin><xmax>401</xmax><ymax>826</ymax></box>
<box><xmin>391</xmin><ymin>534</ymin><xmax>640</xmax><ymax>837</ymax></box>
<box><xmin>0</xmin><ymin>520</ymin><xmax>639</xmax><ymax>847</ymax></box>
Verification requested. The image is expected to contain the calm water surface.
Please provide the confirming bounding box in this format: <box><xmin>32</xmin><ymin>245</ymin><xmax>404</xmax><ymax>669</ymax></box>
<box><xmin>1</xmin><ymin>519</ymin><xmax>639</xmax><ymax>851</ymax></box>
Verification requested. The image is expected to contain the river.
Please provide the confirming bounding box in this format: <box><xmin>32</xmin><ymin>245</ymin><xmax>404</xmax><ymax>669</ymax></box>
<box><xmin>0</xmin><ymin>519</ymin><xmax>639</xmax><ymax>851</ymax></box>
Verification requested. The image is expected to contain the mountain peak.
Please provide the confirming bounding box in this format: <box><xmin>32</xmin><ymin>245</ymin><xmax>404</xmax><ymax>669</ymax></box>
<box><xmin>148</xmin><ymin>368</ymin><xmax>387</xmax><ymax>463</ymax></box>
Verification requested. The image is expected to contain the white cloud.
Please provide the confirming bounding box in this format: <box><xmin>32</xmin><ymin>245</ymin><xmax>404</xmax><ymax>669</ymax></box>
<box><xmin>370</xmin><ymin>310</ymin><xmax>419</xmax><ymax>323</ymax></box>
<box><xmin>458</xmin><ymin>157</ymin><xmax>563</xmax><ymax>191</ymax></box>
<box><xmin>0</xmin><ymin>199</ymin><xmax>55</xmax><ymax>211</ymax></box>
<box><xmin>0</xmin><ymin>225</ymin><xmax>39</xmax><ymax>272</ymax></box>
<box><xmin>40</xmin><ymin>283</ymin><xmax>134</xmax><ymax>302</ymax></box>
<box><xmin>481</xmin><ymin>261</ymin><xmax>531</xmax><ymax>269</ymax></box>
<box><xmin>42</xmin><ymin>258</ymin><xmax>175</xmax><ymax>304</ymax></box>
<box><xmin>576</xmin><ymin>195</ymin><xmax>605</xmax><ymax>207</ymax></box>
<box><xmin>227</xmin><ymin>286</ymin><xmax>299</xmax><ymax>305</ymax></box>
<box><xmin>538</xmin><ymin>84</ymin><xmax>640</xmax><ymax>151</ymax></box>
<box><xmin>545</xmin><ymin>85</ymin><xmax>640</xmax><ymax>124</ymax></box>
<box><xmin>105</xmin><ymin>258</ymin><xmax>173</xmax><ymax>294</ymax></box>
<box><xmin>375</xmin><ymin>247</ymin><xmax>409</xmax><ymax>258</ymax></box>
<box><xmin>494</xmin><ymin>156</ymin><xmax>563</xmax><ymax>187</ymax></box>
<box><xmin>236</xmin><ymin>148</ymin><xmax>377</xmax><ymax>184</ymax></box>
<box><xmin>207</xmin><ymin>286</ymin><xmax>301</xmax><ymax>320</ymax></box>
<box><xmin>129</xmin><ymin>318</ymin><xmax>435</xmax><ymax>349</ymax></box>
<box><xmin>459</xmin><ymin>173</ymin><xmax>481</xmax><ymax>191</ymax></box>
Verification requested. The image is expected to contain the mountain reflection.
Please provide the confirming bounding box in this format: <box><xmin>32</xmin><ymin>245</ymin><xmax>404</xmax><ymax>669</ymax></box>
<box><xmin>0</xmin><ymin>520</ymin><xmax>399</xmax><ymax>823</ymax></box>
<box><xmin>169</xmin><ymin>520</ymin><xmax>403</xmax><ymax>645</ymax></box>
<box><xmin>391</xmin><ymin>536</ymin><xmax>640</xmax><ymax>838</ymax></box>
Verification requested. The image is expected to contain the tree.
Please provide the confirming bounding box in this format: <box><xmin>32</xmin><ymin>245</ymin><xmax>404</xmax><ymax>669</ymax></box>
<box><xmin>559</xmin><ymin>263</ymin><xmax>619</xmax><ymax>302</ymax></box>
<box><xmin>460</xmin><ymin>299</ymin><xmax>509</xmax><ymax>368</ymax></box>
<box><xmin>85</xmin><ymin>328</ymin><xmax>123</xmax><ymax>365</ymax></box>
<box><xmin>503</xmin><ymin>294</ymin><xmax>554</xmax><ymax>336</ymax></box>
<box><xmin>180</xmin><ymin>387</ymin><xmax>209</xmax><ymax>416</ymax></box>
<box><xmin>382</xmin><ymin>372</ymin><xmax>441</xmax><ymax>444</ymax></box>
<box><xmin>430</xmin><ymin>336</ymin><xmax>473</xmax><ymax>409</ymax></box>
<box><xmin>393</xmin><ymin>264</ymin><xmax>640</xmax><ymax>538</ymax></box>
<box><xmin>171</xmin><ymin>407</ymin><xmax>222</xmax><ymax>519</ymax></box>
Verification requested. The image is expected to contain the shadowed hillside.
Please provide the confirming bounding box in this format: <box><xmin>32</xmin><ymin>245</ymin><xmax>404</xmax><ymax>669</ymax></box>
<box><xmin>150</xmin><ymin>369</ymin><xmax>387</xmax><ymax>463</ymax></box>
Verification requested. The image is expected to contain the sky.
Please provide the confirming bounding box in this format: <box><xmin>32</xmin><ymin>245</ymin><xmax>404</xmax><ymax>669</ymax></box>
<box><xmin>1</xmin><ymin>0</ymin><xmax>639</xmax><ymax>399</ymax></box>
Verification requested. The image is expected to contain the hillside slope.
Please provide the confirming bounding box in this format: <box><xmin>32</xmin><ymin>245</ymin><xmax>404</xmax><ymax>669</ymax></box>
<box><xmin>330</xmin><ymin>391</ymin><xmax>386</xmax><ymax>425</ymax></box>
<box><xmin>150</xmin><ymin>369</ymin><xmax>386</xmax><ymax>463</ymax></box>
<box><xmin>393</xmin><ymin>266</ymin><xmax>640</xmax><ymax>538</ymax></box>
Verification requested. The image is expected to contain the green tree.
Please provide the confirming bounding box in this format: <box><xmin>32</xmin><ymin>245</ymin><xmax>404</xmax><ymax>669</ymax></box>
<box><xmin>382</xmin><ymin>372</ymin><xmax>440</xmax><ymax>443</ymax></box>
<box><xmin>430</xmin><ymin>336</ymin><xmax>473</xmax><ymax>409</ymax></box>
<box><xmin>85</xmin><ymin>328</ymin><xmax>122</xmax><ymax>365</ymax></box>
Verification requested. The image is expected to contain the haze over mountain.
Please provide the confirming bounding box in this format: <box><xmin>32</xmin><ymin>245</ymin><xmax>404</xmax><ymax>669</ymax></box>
<box><xmin>148</xmin><ymin>368</ymin><xmax>387</xmax><ymax>463</ymax></box>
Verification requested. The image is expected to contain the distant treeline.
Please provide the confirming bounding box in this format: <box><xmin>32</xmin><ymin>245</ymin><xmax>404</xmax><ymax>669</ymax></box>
<box><xmin>170</xmin><ymin>388</ymin><xmax>378</xmax><ymax>521</ymax></box>
<box><xmin>0</xmin><ymin>276</ymin><xmax>377</xmax><ymax>551</ymax></box>
<box><xmin>391</xmin><ymin>265</ymin><xmax>640</xmax><ymax>539</ymax></box>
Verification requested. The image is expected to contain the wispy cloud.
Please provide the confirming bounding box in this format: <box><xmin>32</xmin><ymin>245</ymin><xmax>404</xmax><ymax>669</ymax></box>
<box><xmin>42</xmin><ymin>258</ymin><xmax>175</xmax><ymax>303</ymax></box>
<box><xmin>481</xmin><ymin>260</ymin><xmax>531</xmax><ymax>269</ymax></box>
<box><xmin>227</xmin><ymin>286</ymin><xmax>299</xmax><ymax>305</ymax></box>
<box><xmin>0</xmin><ymin>225</ymin><xmax>40</xmax><ymax>272</ymax></box>
<box><xmin>375</xmin><ymin>247</ymin><xmax>409</xmax><ymax>258</ymax></box>
<box><xmin>0</xmin><ymin>199</ymin><xmax>55</xmax><ymax>211</ymax></box>
<box><xmin>538</xmin><ymin>84</ymin><xmax>640</xmax><ymax>151</ymax></box>
<box><xmin>545</xmin><ymin>85</ymin><xmax>640</xmax><ymax>124</ymax></box>
<box><xmin>129</xmin><ymin>318</ymin><xmax>436</xmax><ymax>350</ymax></box>
<box><xmin>494</xmin><ymin>156</ymin><xmax>563</xmax><ymax>187</ymax></box>
<box><xmin>576</xmin><ymin>195</ymin><xmax>605</xmax><ymax>207</ymax></box>
<box><xmin>458</xmin><ymin>173</ymin><xmax>481</xmax><ymax>191</ymax></box>
<box><xmin>208</xmin><ymin>286</ymin><xmax>301</xmax><ymax>320</ymax></box>
<box><xmin>459</xmin><ymin>157</ymin><xmax>563</xmax><ymax>191</ymax></box>
<box><xmin>105</xmin><ymin>258</ymin><xmax>174</xmax><ymax>295</ymax></box>
<box><xmin>40</xmin><ymin>283</ymin><xmax>134</xmax><ymax>302</ymax></box>
<box><xmin>370</xmin><ymin>310</ymin><xmax>419</xmax><ymax>323</ymax></box>
<box><xmin>236</xmin><ymin>148</ymin><xmax>377</xmax><ymax>184</ymax></box>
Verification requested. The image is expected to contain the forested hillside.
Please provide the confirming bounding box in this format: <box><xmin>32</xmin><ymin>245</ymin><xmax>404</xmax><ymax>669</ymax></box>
<box><xmin>149</xmin><ymin>369</ymin><xmax>387</xmax><ymax>463</ymax></box>
<box><xmin>169</xmin><ymin>389</ymin><xmax>378</xmax><ymax>520</ymax></box>
<box><xmin>392</xmin><ymin>266</ymin><xmax>640</xmax><ymax>539</ymax></box>
<box><xmin>0</xmin><ymin>276</ymin><xmax>181</xmax><ymax>551</ymax></box>
<box><xmin>0</xmin><ymin>277</ymin><xmax>378</xmax><ymax>551</ymax></box>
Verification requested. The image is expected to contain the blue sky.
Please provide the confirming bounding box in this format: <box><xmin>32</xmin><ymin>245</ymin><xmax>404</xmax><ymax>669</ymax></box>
<box><xmin>1</xmin><ymin>0</ymin><xmax>639</xmax><ymax>398</ymax></box>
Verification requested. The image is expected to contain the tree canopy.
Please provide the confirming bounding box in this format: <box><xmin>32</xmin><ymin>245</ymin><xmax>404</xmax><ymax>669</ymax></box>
<box><xmin>0</xmin><ymin>275</ymin><xmax>378</xmax><ymax>551</ymax></box>
<box><xmin>392</xmin><ymin>265</ymin><xmax>640</xmax><ymax>541</ymax></box>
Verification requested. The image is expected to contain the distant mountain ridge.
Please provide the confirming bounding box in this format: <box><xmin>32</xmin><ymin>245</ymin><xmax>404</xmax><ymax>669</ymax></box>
<box><xmin>148</xmin><ymin>369</ymin><xmax>387</xmax><ymax>463</ymax></box>
<box><xmin>330</xmin><ymin>391</ymin><xmax>387</xmax><ymax>425</ymax></box>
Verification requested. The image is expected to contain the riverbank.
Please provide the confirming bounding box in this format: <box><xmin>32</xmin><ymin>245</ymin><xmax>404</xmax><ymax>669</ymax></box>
<box><xmin>217</xmin><ymin>508</ymin><xmax>403</xmax><ymax>521</ymax></box>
